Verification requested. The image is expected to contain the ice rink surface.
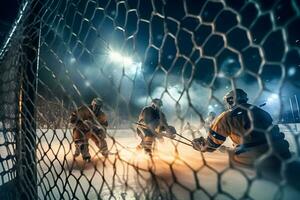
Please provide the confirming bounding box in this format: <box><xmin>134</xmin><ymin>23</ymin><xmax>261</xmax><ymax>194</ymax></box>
<box><xmin>35</xmin><ymin>127</ymin><xmax>300</xmax><ymax>200</ymax></box>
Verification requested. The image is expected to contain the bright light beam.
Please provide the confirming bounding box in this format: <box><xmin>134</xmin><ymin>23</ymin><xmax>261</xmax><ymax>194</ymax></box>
<box><xmin>85</xmin><ymin>81</ymin><xmax>90</xmax><ymax>87</ymax></box>
<box><xmin>109</xmin><ymin>51</ymin><xmax>122</xmax><ymax>62</ymax></box>
<box><xmin>123</xmin><ymin>57</ymin><xmax>133</xmax><ymax>65</ymax></box>
<box><xmin>109</xmin><ymin>50</ymin><xmax>133</xmax><ymax>66</ymax></box>
<box><xmin>267</xmin><ymin>93</ymin><xmax>279</xmax><ymax>104</ymax></box>
<box><xmin>108</xmin><ymin>50</ymin><xmax>142</xmax><ymax>77</ymax></box>
<box><xmin>70</xmin><ymin>57</ymin><xmax>76</xmax><ymax>64</ymax></box>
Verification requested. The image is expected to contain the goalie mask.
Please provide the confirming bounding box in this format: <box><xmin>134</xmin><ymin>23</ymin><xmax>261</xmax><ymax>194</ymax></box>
<box><xmin>91</xmin><ymin>97</ymin><xmax>103</xmax><ymax>115</ymax></box>
<box><xmin>223</xmin><ymin>88</ymin><xmax>248</xmax><ymax>109</ymax></box>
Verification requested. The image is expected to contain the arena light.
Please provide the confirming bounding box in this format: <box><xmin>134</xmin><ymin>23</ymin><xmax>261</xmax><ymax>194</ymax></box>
<box><xmin>109</xmin><ymin>51</ymin><xmax>122</xmax><ymax>62</ymax></box>
<box><xmin>109</xmin><ymin>50</ymin><xmax>133</xmax><ymax>66</ymax></box>
<box><xmin>69</xmin><ymin>57</ymin><xmax>76</xmax><ymax>64</ymax></box>
<box><xmin>123</xmin><ymin>56</ymin><xmax>133</xmax><ymax>65</ymax></box>
<box><xmin>85</xmin><ymin>81</ymin><xmax>90</xmax><ymax>87</ymax></box>
<box><xmin>267</xmin><ymin>93</ymin><xmax>279</xmax><ymax>104</ymax></box>
<box><xmin>208</xmin><ymin>105</ymin><xmax>214</xmax><ymax>111</ymax></box>
<box><xmin>288</xmin><ymin>67</ymin><xmax>296</xmax><ymax>77</ymax></box>
<box><xmin>108</xmin><ymin>50</ymin><xmax>142</xmax><ymax>77</ymax></box>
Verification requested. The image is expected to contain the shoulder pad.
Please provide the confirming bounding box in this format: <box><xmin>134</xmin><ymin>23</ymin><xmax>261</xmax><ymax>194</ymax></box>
<box><xmin>213</xmin><ymin>111</ymin><xmax>230</xmax><ymax>124</ymax></box>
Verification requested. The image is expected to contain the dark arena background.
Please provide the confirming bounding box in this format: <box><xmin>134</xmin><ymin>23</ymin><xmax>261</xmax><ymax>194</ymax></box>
<box><xmin>0</xmin><ymin>0</ymin><xmax>300</xmax><ymax>199</ymax></box>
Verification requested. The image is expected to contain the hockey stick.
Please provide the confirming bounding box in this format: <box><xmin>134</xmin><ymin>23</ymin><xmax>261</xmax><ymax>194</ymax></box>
<box><xmin>135</xmin><ymin>122</ymin><xmax>191</xmax><ymax>141</ymax></box>
<box><xmin>171</xmin><ymin>138</ymin><xmax>193</xmax><ymax>147</ymax></box>
<box><xmin>134</xmin><ymin>122</ymin><xmax>193</xmax><ymax>146</ymax></box>
<box><xmin>134</xmin><ymin>122</ymin><xmax>231</xmax><ymax>152</ymax></box>
<box><xmin>174</xmin><ymin>133</ymin><xmax>192</xmax><ymax>142</ymax></box>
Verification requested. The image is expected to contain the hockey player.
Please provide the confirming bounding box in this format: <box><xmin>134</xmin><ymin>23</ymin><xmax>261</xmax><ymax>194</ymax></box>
<box><xmin>136</xmin><ymin>98</ymin><xmax>176</xmax><ymax>154</ymax></box>
<box><xmin>191</xmin><ymin>89</ymin><xmax>291</xmax><ymax>167</ymax></box>
<box><xmin>70</xmin><ymin>98</ymin><xmax>109</xmax><ymax>161</ymax></box>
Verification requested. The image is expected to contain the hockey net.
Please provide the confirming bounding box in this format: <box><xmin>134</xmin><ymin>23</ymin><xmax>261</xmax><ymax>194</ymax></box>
<box><xmin>0</xmin><ymin>0</ymin><xmax>300</xmax><ymax>199</ymax></box>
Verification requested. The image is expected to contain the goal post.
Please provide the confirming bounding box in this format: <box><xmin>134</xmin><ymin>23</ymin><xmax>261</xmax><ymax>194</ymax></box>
<box><xmin>17</xmin><ymin>0</ymin><xmax>41</xmax><ymax>199</ymax></box>
<box><xmin>0</xmin><ymin>0</ymin><xmax>43</xmax><ymax>199</ymax></box>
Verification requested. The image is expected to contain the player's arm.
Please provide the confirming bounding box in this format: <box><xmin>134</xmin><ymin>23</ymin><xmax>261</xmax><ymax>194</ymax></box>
<box><xmin>70</xmin><ymin>107</ymin><xmax>90</xmax><ymax>132</ymax></box>
<box><xmin>159</xmin><ymin>111</ymin><xmax>168</xmax><ymax>128</ymax></box>
<box><xmin>158</xmin><ymin>111</ymin><xmax>177</xmax><ymax>139</ymax></box>
<box><xmin>140</xmin><ymin>107</ymin><xmax>159</xmax><ymax>136</ymax></box>
<box><xmin>193</xmin><ymin>112</ymin><xmax>230</xmax><ymax>152</ymax></box>
<box><xmin>70</xmin><ymin>109</ymin><xmax>80</xmax><ymax>124</ymax></box>
<box><xmin>138</xmin><ymin>108</ymin><xmax>145</xmax><ymax>123</ymax></box>
<box><xmin>135</xmin><ymin>109</ymin><xmax>147</xmax><ymax>137</ymax></box>
<box><xmin>98</xmin><ymin>112</ymin><xmax>108</xmax><ymax>128</ymax></box>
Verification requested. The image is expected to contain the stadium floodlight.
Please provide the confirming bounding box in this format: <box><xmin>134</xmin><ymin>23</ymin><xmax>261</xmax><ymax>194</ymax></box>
<box><xmin>109</xmin><ymin>50</ymin><xmax>133</xmax><ymax>66</ymax></box>
<box><xmin>69</xmin><ymin>57</ymin><xmax>76</xmax><ymax>64</ymax></box>
<box><xmin>108</xmin><ymin>50</ymin><xmax>142</xmax><ymax>76</ymax></box>
<box><xmin>288</xmin><ymin>67</ymin><xmax>296</xmax><ymax>77</ymax></box>
<box><xmin>109</xmin><ymin>51</ymin><xmax>122</xmax><ymax>62</ymax></box>
<box><xmin>123</xmin><ymin>57</ymin><xmax>133</xmax><ymax>65</ymax></box>
<box><xmin>85</xmin><ymin>81</ymin><xmax>90</xmax><ymax>87</ymax></box>
<box><xmin>267</xmin><ymin>93</ymin><xmax>279</xmax><ymax>104</ymax></box>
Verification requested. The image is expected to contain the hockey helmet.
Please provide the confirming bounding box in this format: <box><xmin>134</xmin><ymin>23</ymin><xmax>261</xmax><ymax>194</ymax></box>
<box><xmin>91</xmin><ymin>97</ymin><xmax>103</xmax><ymax>112</ymax></box>
<box><xmin>151</xmin><ymin>98</ymin><xmax>163</xmax><ymax>108</ymax></box>
<box><xmin>223</xmin><ymin>88</ymin><xmax>248</xmax><ymax>109</ymax></box>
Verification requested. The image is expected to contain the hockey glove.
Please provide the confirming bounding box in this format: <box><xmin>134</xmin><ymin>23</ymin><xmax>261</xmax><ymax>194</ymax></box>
<box><xmin>192</xmin><ymin>137</ymin><xmax>207</xmax><ymax>152</ymax></box>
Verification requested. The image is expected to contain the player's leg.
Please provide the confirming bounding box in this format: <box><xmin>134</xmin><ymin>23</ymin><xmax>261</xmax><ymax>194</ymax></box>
<box><xmin>99</xmin><ymin>139</ymin><xmax>109</xmax><ymax>157</ymax></box>
<box><xmin>89</xmin><ymin>131</ymin><xmax>109</xmax><ymax>157</ymax></box>
<box><xmin>142</xmin><ymin>136</ymin><xmax>154</xmax><ymax>154</ymax></box>
<box><xmin>136</xmin><ymin>127</ymin><xmax>144</xmax><ymax>150</ymax></box>
<box><xmin>81</xmin><ymin>134</ymin><xmax>91</xmax><ymax>162</ymax></box>
<box><xmin>73</xmin><ymin>128</ymin><xmax>91</xmax><ymax>161</ymax></box>
<box><xmin>72</xmin><ymin>128</ymin><xmax>81</xmax><ymax>157</ymax></box>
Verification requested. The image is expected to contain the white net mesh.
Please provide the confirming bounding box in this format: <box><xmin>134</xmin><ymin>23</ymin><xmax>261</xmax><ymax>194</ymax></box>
<box><xmin>0</xmin><ymin>0</ymin><xmax>300</xmax><ymax>199</ymax></box>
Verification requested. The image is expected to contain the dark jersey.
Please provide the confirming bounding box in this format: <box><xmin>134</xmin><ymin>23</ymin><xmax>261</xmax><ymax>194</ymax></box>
<box><xmin>137</xmin><ymin>105</ymin><xmax>168</xmax><ymax>137</ymax></box>
<box><xmin>70</xmin><ymin>105</ymin><xmax>108</xmax><ymax>128</ymax></box>
<box><xmin>138</xmin><ymin>105</ymin><xmax>167</xmax><ymax>128</ymax></box>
